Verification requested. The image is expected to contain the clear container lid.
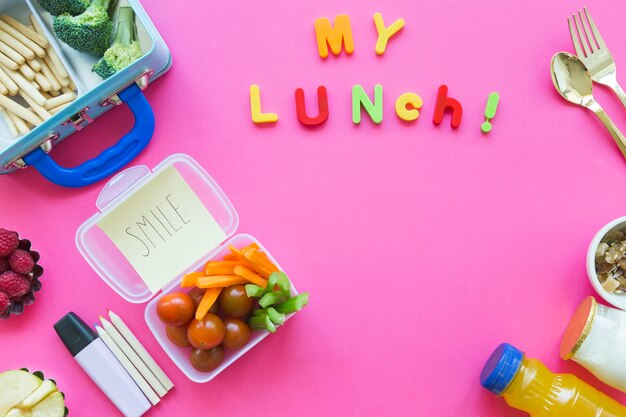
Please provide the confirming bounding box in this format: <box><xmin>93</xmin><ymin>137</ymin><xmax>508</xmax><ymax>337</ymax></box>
<box><xmin>76</xmin><ymin>154</ymin><xmax>239</xmax><ymax>303</ymax></box>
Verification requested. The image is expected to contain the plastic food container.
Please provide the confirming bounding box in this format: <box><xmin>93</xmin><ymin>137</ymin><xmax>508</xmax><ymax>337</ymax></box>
<box><xmin>0</xmin><ymin>0</ymin><xmax>171</xmax><ymax>187</ymax></box>
<box><xmin>560</xmin><ymin>296</ymin><xmax>626</xmax><ymax>393</ymax></box>
<box><xmin>76</xmin><ymin>154</ymin><xmax>299</xmax><ymax>382</ymax></box>
<box><xmin>587</xmin><ymin>216</ymin><xmax>626</xmax><ymax>311</ymax></box>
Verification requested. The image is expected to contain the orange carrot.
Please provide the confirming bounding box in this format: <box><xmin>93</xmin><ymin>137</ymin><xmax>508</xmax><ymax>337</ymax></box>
<box><xmin>242</xmin><ymin>242</ymin><xmax>260</xmax><ymax>250</ymax></box>
<box><xmin>196</xmin><ymin>287</ymin><xmax>221</xmax><ymax>320</ymax></box>
<box><xmin>181</xmin><ymin>271</ymin><xmax>205</xmax><ymax>288</ymax></box>
<box><xmin>196</xmin><ymin>275</ymin><xmax>249</xmax><ymax>289</ymax></box>
<box><xmin>242</xmin><ymin>247</ymin><xmax>279</xmax><ymax>274</ymax></box>
<box><xmin>223</xmin><ymin>253</ymin><xmax>237</xmax><ymax>261</ymax></box>
<box><xmin>204</xmin><ymin>261</ymin><xmax>243</xmax><ymax>276</ymax></box>
<box><xmin>234</xmin><ymin>265</ymin><xmax>269</xmax><ymax>288</ymax></box>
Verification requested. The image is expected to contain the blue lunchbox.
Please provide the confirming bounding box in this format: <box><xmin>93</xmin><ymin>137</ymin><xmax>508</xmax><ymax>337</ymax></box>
<box><xmin>0</xmin><ymin>0</ymin><xmax>170</xmax><ymax>187</ymax></box>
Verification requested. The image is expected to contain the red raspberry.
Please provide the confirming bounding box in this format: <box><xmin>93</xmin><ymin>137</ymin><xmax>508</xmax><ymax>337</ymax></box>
<box><xmin>0</xmin><ymin>257</ymin><xmax>9</xmax><ymax>273</ymax></box>
<box><xmin>0</xmin><ymin>291</ymin><xmax>9</xmax><ymax>315</ymax></box>
<box><xmin>0</xmin><ymin>229</ymin><xmax>18</xmax><ymax>257</ymax></box>
<box><xmin>0</xmin><ymin>271</ymin><xmax>30</xmax><ymax>300</ymax></box>
<box><xmin>9</xmin><ymin>250</ymin><xmax>34</xmax><ymax>274</ymax></box>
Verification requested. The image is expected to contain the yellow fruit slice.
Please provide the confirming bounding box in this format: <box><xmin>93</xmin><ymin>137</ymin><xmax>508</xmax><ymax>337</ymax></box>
<box><xmin>0</xmin><ymin>370</ymin><xmax>42</xmax><ymax>417</ymax></box>
<box><xmin>29</xmin><ymin>392</ymin><xmax>64</xmax><ymax>417</ymax></box>
<box><xmin>19</xmin><ymin>380</ymin><xmax>58</xmax><ymax>408</ymax></box>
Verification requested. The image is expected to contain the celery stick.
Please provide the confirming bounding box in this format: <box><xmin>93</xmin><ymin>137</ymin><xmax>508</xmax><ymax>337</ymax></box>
<box><xmin>259</xmin><ymin>291</ymin><xmax>286</xmax><ymax>308</ymax></box>
<box><xmin>245</xmin><ymin>284</ymin><xmax>265</xmax><ymax>298</ymax></box>
<box><xmin>275</xmin><ymin>293</ymin><xmax>309</xmax><ymax>314</ymax></box>
<box><xmin>276</xmin><ymin>272</ymin><xmax>291</xmax><ymax>298</ymax></box>
<box><xmin>266</xmin><ymin>272</ymin><xmax>279</xmax><ymax>294</ymax></box>
<box><xmin>267</xmin><ymin>307</ymin><xmax>286</xmax><ymax>325</ymax></box>
<box><xmin>248</xmin><ymin>314</ymin><xmax>276</xmax><ymax>333</ymax></box>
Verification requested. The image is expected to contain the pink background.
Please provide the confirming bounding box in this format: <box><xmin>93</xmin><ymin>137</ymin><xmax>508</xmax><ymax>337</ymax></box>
<box><xmin>2</xmin><ymin>0</ymin><xmax>626</xmax><ymax>415</ymax></box>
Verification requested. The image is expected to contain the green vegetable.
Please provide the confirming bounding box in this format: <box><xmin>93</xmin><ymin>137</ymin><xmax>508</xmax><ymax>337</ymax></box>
<box><xmin>38</xmin><ymin>0</ymin><xmax>90</xmax><ymax>16</ymax></box>
<box><xmin>53</xmin><ymin>0</ymin><xmax>113</xmax><ymax>57</ymax></box>
<box><xmin>248</xmin><ymin>314</ymin><xmax>276</xmax><ymax>333</ymax></box>
<box><xmin>245</xmin><ymin>284</ymin><xmax>265</xmax><ymax>298</ymax></box>
<box><xmin>259</xmin><ymin>291</ymin><xmax>286</xmax><ymax>309</ymax></box>
<box><xmin>275</xmin><ymin>272</ymin><xmax>291</xmax><ymax>298</ymax></box>
<box><xmin>93</xmin><ymin>7</ymin><xmax>142</xmax><ymax>79</ymax></box>
<box><xmin>266</xmin><ymin>272</ymin><xmax>279</xmax><ymax>293</ymax></box>
<box><xmin>274</xmin><ymin>293</ymin><xmax>309</xmax><ymax>314</ymax></box>
<box><xmin>266</xmin><ymin>308</ymin><xmax>286</xmax><ymax>325</ymax></box>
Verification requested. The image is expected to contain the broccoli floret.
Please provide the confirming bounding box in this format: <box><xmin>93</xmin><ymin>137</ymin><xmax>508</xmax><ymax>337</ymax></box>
<box><xmin>38</xmin><ymin>0</ymin><xmax>90</xmax><ymax>16</ymax></box>
<box><xmin>53</xmin><ymin>0</ymin><xmax>113</xmax><ymax>57</ymax></box>
<box><xmin>93</xmin><ymin>7</ymin><xmax>142</xmax><ymax>79</ymax></box>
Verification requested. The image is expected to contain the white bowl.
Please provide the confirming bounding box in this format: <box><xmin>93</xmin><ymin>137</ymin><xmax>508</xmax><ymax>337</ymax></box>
<box><xmin>587</xmin><ymin>216</ymin><xmax>626</xmax><ymax>311</ymax></box>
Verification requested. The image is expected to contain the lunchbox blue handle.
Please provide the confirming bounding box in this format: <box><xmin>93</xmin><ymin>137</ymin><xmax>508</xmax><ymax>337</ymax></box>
<box><xmin>23</xmin><ymin>84</ymin><xmax>154</xmax><ymax>188</ymax></box>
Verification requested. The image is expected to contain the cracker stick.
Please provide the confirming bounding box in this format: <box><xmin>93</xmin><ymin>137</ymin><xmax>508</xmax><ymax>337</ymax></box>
<box><xmin>21</xmin><ymin>91</ymin><xmax>51</xmax><ymax>120</ymax></box>
<box><xmin>0</xmin><ymin>21</ymin><xmax>45</xmax><ymax>58</ymax></box>
<box><xmin>0</xmin><ymin>51</ymin><xmax>17</xmax><ymax>70</ymax></box>
<box><xmin>0</xmin><ymin>64</ymin><xmax>46</xmax><ymax>105</ymax></box>
<box><xmin>30</xmin><ymin>16</ymin><xmax>69</xmax><ymax>79</ymax></box>
<box><xmin>48</xmin><ymin>103</ymin><xmax>68</xmax><ymax>115</ymax></box>
<box><xmin>0</xmin><ymin>66</ymin><xmax>18</xmax><ymax>95</ymax></box>
<box><xmin>0</xmin><ymin>40</ymin><xmax>24</xmax><ymax>64</ymax></box>
<box><xmin>29</xmin><ymin>79</ymin><xmax>40</xmax><ymax>91</ymax></box>
<box><xmin>0</xmin><ymin>108</ymin><xmax>18</xmax><ymax>136</ymax></box>
<box><xmin>42</xmin><ymin>56</ymin><xmax>68</xmax><ymax>88</ymax></box>
<box><xmin>0</xmin><ymin>16</ymin><xmax>48</xmax><ymax>48</ymax></box>
<box><xmin>44</xmin><ymin>92</ymin><xmax>76</xmax><ymax>110</ymax></box>
<box><xmin>0</xmin><ymin>31</ymin><xmax>34</xmax><ymax>60</ymax></box>
<box><xmin>0</xmin><ymin>80</ymin><xmax>7</xmax><ymax>95</ymax></box>
<box><xmin>34</xmin><ymin>72</ymin><xmax>52</xmax><ymax>92</ymax></box>
<box><xmin>7</xmin><ymin>110</ymin><xmax>29</xmax><ymax>135</ymax></box>
<box><xmin>27</xmin><ymin>58</ymin><xmax>41</xmax><ymax>72</ymax></box>
<box><xmin>19</xmin><ymin>64</ymin><xmax>35</xmax><ymax>80</ymax></box>
<box><xmin>40</xmin><ymin>59</ymin><xmax>61</xmax><ymax>90</ymax></box>
<box><xmin>0</xmin><ymin>95</ymin><xmax>41</xmax><ymax>126</ymax></box>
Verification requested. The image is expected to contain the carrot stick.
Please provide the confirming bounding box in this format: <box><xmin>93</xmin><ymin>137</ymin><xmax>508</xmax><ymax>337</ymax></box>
<box><xmin>196</xmin><ymin>275</ymin><xmax>249</xmax><ymax>289</ymax></box>
<box><xmin>196</xmin><ymin>287</ymin><xmax>221</xmax><ymax>320</ymax></box>
<box><xmin>223</xmin><ymin>253</ymin><xmax>237</xmax><ymax>261</ymax></box>
<box><xmin>181</xmin><ymin>271</ymin><xmax>205</xmax><ymax>288</ymax></box>
<box><xmin>242</xmin><ymin>248</ymin><xmax>279</xmax><ymax>273</ymax></box>
<box><xmin>234</xmin><ymin>265</ymin><xmax>269</xmax><ymax>288</ymax></box>
<box><xmin>204</xmin><ymin>261</ymin><xmax>243</xmax><ymax>276</ymax></box>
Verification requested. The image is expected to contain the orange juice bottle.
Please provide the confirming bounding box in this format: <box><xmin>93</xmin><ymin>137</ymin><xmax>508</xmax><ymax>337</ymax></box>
<box><xmin>480</xmin><ymin>343</ymin><xmax>626</xmax><ymax>417</ymax></box>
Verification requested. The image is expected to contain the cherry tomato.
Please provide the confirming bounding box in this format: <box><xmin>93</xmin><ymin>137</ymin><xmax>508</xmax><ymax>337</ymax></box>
<box><xmin>188</xmin><ymin>288</ymin><xmax>220</xmax><ymax>314</ymax></box>
<box><xmin>190</xmin><ymin>346</ymin><xmax>224</xmax><ymax>372</ymax></box>
<box><xmin>165</xmin><ymin>325</ymin><xmax>190</xmax><ymax>347</ymax></box>
<box><xmin>222</xmin><ymin>318</ymin><xmax>251</xmax><ymax>350</ymax></box>
<box><xmin>187</xmin><ymin>288</ymin><xmax>205</xmax><ymax>309</ymax></box>
<box><xmin>187</xmin><ymin>314</ymin><xmax>225</xmax><ymax>349</ymax></box>
<box><xmin>156</xmin><ymin>292</ymin><xmax>194</xmax><ymax>326</ymax></box>
<box><xmin>219</xmin><ymin>285</ymin><xmax>253</xmax><ymax>318</ymax></box>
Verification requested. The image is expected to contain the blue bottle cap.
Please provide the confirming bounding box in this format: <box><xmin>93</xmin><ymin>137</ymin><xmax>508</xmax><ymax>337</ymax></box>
<box><xmin>480</xmin><ymin>343</ymin><xmax>524</xmax><ymax>395</ymax></box>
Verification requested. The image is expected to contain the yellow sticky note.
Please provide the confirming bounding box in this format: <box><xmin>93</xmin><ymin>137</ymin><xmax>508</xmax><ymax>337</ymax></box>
<box><xmin>98</xmin><ymin>165</ymin><xmax>227</xmax><ymax>293</ymax></box>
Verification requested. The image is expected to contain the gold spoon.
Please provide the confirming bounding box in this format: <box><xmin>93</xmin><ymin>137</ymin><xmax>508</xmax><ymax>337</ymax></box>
<box><xmin>551</xmin><ymin>51</ymin><xmax>626</xmax><ymax>160</ymax></box>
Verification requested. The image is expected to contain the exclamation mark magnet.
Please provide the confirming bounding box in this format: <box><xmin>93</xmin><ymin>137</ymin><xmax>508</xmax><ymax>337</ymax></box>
<box><xmin>481</xmin><ymin>92</ymin><xmax>500</xmax><ymax>133</ymax></box>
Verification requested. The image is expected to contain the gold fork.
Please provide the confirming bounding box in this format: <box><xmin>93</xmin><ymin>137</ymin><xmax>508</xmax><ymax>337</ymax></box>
<box><xmin>568</xmin><ymin>8</ymin><xmax>626</xmax><ymax>109</ymax></box>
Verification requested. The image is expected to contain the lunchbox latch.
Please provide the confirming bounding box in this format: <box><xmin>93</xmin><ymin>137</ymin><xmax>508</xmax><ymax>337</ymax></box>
<box><xmin>63</xmin><ymin>108</ymin><xmax>93</xmax><ymax>132</ymax></box>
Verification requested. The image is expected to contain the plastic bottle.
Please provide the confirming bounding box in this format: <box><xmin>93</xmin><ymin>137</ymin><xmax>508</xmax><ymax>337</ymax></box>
<box><xmin>561</xmin><ymin>296</ymin><xmax>626</xmax><ymax>393</ymax></box>
<box><xmin>480</xmin><ymin>343</ymin><xmax>626</xmax><ymax>417</ymax></box>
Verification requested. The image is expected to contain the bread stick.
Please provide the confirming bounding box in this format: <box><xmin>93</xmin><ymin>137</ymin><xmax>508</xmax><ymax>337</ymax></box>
<box><xmin>29</xmin><ymin>16</ymin><xmax>69</xmax><ymax>79</ymax></box>
<box><xmin>0</xmin><ymin>64</ymin><xmax>46</xmax><ymax>105</ymax></box>
<box><xmin>0</xmin><ymin>94</ymin><xmax>41</xmax><ymax>126</ymax></box>
<box><xmin>0</xmin><ymin>16</ymin><xmax>48</xmax><ymax>48</ymax></box>
<box><xmin>21</xmin><ymin>91</ymin><xmax>51</xmax><ymax>120</ymax></box>
<box><xmin>44</xmin><ymin>92</ymin><xmax>76</xmax><ymax>110</ymax></box>
<box><xmin>0</xmin><ymin>66</ymin><xmax>18</xmax><ymax>95</ymax></box>
<box><xmin>0</xmin><ymin>21</ymin><xmax>45</xmax><ymax>58</ymax></box>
